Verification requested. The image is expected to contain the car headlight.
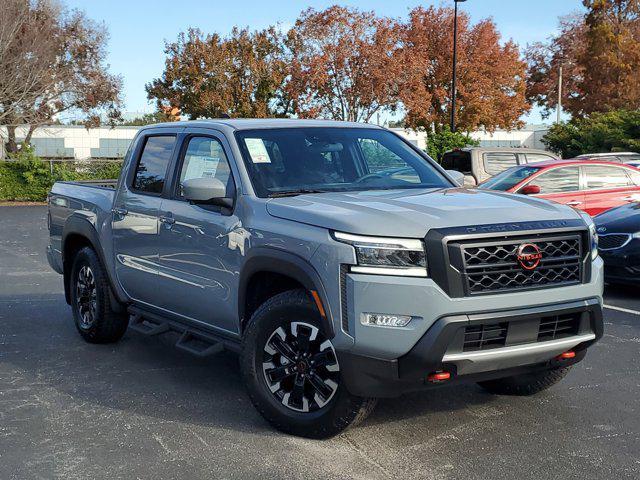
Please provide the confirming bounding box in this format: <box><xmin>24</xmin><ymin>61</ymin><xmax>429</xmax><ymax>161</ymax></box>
<box><xmin>578</xmin><ymin>212</ymin><xmax>598</xmax><ymax>260</ymax></box>
<box><xmin>633</xmin><ymin>231</ymin><xmax>640</xmax><ymax>240</ymax></box>
<box><xmin>333</xmin><ymin>232</ymin><xmax>427</xmax><ymax>277</ymax></box>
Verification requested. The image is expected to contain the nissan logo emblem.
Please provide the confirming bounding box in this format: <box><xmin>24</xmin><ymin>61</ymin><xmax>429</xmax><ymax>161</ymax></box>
<box><xmin>516</xmin><ymin>243</ymin><xmax>543</xmax><ymax>270</ymax></box>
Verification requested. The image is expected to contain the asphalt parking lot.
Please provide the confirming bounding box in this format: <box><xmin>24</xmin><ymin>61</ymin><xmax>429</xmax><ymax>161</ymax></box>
<box><xmin>0</xmin><ymin>205</ymin><xmax>639</xmax><ymax>480</ymax></box>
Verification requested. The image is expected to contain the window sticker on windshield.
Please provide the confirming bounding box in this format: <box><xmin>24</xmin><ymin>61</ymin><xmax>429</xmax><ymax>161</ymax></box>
<box><xmin>184</xmin><ymin>155</ymin><xmax>220</xmax><ymax>180</ymax></box>
<box><xmin>245</xmin><ymin>138</ymin><xmax>271</xmax><ymax>163</ymax></box>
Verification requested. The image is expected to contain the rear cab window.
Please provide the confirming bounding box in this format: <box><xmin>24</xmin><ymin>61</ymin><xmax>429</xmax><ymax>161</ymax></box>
<box><xmin>441</xmin><ymin>151</ymin><xmax>472</xmax><ymax>174</ymax></box>
<box><xmin>131</xmin><ymin>135</ymin><xmax>176</xmax><ymax>194</ymax></box>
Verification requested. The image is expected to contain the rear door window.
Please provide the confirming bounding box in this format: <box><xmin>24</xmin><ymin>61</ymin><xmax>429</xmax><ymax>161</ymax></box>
<box><xmin>132</xmin><ymin>136</ymin><xmax>176</xmax><ymax>194</ymax></box>
<box><xmin>528</xmin><ymin>167</ymin><xmax>580</xmax><ymax>193</ymax></box>
<box><xmin>525</xmin><ymin>153</ymin><xmax>556</xmax><ymax>163</ymax></box>
<box><xmin>584</xmin><ymin>165</ymin><xmax>633</xmax><ymax>189</ymax></box>
<box><xmin>483</xmin><ymin>153</ymin><xmax>518</xmax><ymax>176</ymax></box>
<box><xmin>441</xmin><ymin>151</ymin><xmax>471</xmax><ymax>174</ymax></box>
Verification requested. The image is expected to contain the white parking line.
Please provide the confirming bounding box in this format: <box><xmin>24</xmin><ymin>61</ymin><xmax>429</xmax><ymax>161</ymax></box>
<box><xmin>604</xmin><ymin>304</ymin><xmax>640</xmax><ymax>316</ymax></box>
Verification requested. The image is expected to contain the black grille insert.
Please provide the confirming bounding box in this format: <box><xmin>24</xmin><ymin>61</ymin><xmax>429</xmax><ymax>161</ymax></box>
<box><xmin>454</xmin><ymin>234</ymin><xmax>583</xmax><ymax>295</ymax></box>
<box><xmin>598</xmin><ymin>234</ymin><xmax>631</xmax><ymax>250</ymax></box>
<box><xmin>538</xmin><ymin>314</ymin><xmax>581</xmax><ymax>341</ymax></box>
<box><xmin>463</xmin><ymin>323</ymin><xmax>508</xmax><ymax>351</ymax></box>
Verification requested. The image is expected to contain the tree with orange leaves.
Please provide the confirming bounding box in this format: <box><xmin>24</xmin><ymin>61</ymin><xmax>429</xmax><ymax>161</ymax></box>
<box><xmin>526</xmin><ymin>0</ymin><xmax>640</xmax><ymax>118</ymax></box>
<box><xmin>397</xmin><ymin>6</ymin><xmax>529</xmax><ymax>133</ymax></box>
<box><xmin>146</xmin><ymin>27</ymin><xmax>290</xmax><ymax>119</ymax></box>
<box><xmin>285</xmin><ymin>6</ymin><xmax>402</xmax><ymax>123</ymax></box>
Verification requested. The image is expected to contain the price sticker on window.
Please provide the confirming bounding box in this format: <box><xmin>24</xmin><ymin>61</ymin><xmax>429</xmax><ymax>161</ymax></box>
<box><xmin>245</xmin><ymin>138</ymin><xmax>271</xmax><ymax>163</ymax></box>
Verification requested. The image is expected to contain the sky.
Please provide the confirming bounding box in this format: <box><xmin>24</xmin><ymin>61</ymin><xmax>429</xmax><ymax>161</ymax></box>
<box><xmin>65</xmin><ymin>0</ymin><xmax>586</xmax><ymax>125</ymax></box>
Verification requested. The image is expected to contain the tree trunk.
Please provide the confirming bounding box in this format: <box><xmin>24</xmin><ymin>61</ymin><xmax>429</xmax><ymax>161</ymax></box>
<box><xmin>24</xmin><ymin>124</ymin><xmax>36</xmax><ymax>146</ymax></box>
<box><xmin>5</xmin><ymin>125</ymin><xmax>18</xmax><ymax>154</ymax></box>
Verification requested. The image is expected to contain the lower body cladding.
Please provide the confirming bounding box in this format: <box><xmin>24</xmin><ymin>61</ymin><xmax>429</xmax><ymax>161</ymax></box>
<box><xmin>335</xmin><ymin>260</ymin><xmax>604</xmax><ymax>398</ymax></box>
<box><xmin>338</xmin><ymin>299</ymin><xmax>602</xmax><ymax>397</ymax></box>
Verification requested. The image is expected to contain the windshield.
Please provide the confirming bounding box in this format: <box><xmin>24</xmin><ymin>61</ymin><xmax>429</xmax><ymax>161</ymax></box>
<box><xmin>235</xmin><ymin>128</ymin><xmax>451</xmax><ymax>197</ymax></box>
<box><xmin>480</xmin><ymin>165</ymin><xmax>542</xmax><ymax>191</ymax></box>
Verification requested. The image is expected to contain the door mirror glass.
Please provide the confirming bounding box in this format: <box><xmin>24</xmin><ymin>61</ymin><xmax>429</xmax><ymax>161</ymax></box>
<box><xmin>520</xmin><ymin>184</ymin><xmax>541</xmax><ymax>195</ymax></box>
<box><xmin>446</xmin><ymin>170</ymin><xmax>465</xmax><ymax>186</ymax></box>
<box><xmin>183</xmin><ymin>177</ymin><xmax>227</xmax><ymax>202</ymax></box>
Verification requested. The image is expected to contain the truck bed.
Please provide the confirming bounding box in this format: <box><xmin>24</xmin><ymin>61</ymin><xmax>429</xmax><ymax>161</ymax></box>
<box><xmin>47</xmin><ymin>180</ymin><xmax>117</xmax><ymax>274</ymax></box>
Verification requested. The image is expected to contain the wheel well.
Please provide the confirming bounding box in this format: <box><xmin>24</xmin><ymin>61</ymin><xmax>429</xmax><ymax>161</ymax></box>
<box><xmin>242</xmin><ymin>271</ymin><xmax>305</xmax><ymax>332</ymax></box>
<box><xmin>62</xmin><ymin>234</ymin><xmax>94</xmax><ymax>304</ymax></box>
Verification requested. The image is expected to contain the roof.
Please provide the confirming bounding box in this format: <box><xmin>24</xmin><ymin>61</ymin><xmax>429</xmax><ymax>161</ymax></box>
<box><xmin>518</xmin><ymin>158</ymin><xmax>639</xmax><ymax>168</ymax></box>
<box><xmin>447</xmin><ymin>147</ymin><xmax>556</xmax><ymax>154</ymax></box>
<box><xmin>576</xmin><ymin>152</ymin><xmax>639</xmax><ymax>158</ymax></box>
<box><xmin>141</xmin><ymin>118</ymin><xmax>384</xmax><ymax>131</ymax></box>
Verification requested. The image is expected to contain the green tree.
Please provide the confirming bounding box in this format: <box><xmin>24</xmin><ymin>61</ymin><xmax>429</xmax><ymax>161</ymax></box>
<box><xmin>426</xmin><ymin>127</ymin><xmax>479</xmax><ymax>162</ymax></box>
<box><xmin>542</xmin><ymin>109</ymin><xmax>640</xmax><ymax>158</ymax></box>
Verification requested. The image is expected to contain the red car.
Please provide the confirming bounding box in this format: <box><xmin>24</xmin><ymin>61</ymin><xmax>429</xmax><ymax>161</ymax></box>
<box><xmin>480</xmin><ymin>159</ymin><xmax>640</xmax><ymax>216</ymax></box>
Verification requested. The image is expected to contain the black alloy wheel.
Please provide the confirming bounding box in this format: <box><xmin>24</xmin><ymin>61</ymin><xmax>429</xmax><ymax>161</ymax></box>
<box><xmin>262</xmin><ymin>321</ymin><xmax>340</xmax><ymax>413</ymax></box>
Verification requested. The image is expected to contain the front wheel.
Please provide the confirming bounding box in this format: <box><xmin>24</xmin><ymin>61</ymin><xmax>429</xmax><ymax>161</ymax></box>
<box><xmin>240</xmin><ymin>289</ymin><xmax>376</xmax><ymax>438</ymax></box>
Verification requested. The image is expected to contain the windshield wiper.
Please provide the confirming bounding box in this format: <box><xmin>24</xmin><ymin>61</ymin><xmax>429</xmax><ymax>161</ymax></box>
<box><xmin>268</xmin><ymin>189</ymin><xmax>327</xmax><ymax>198</ymax></box>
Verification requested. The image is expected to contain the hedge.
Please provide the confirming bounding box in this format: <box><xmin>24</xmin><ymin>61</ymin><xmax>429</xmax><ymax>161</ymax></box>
<box><xmin>0</xmin><ymin>149</ymin><xmax>122</xmax><ymax>202</ymax></box>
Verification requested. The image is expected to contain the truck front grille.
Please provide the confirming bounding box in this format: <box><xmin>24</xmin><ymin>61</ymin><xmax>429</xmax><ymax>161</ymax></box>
<box><xmin>455</xmin><ymin>235</ymin><xmax>583</xmax><ymax>295</ymax></box>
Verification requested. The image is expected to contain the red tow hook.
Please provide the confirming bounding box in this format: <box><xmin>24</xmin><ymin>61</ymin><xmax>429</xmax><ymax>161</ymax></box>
<box><xmin>427</xmin><ymin>371</ymin><xmax>451</xmax><ymax>383</ymax></box>
<box><xmin>556</xmin><ymin>350</ymin><xmax>576</xmax><ymax>360</ymax></box>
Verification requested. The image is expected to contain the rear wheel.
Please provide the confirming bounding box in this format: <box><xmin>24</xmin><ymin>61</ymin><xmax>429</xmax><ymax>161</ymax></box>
<box><xmin>240</xmin><ymin>289</ymin><xmax>376</xmax><ymax>438</ymax></box>
<box><xmin>478</xmin><ymin>366</ymin><xmax>572</xmax><ymax>396</ymax></box>
<box><xmin>70</xmin><ymin>247</ymin><xmax>128</xmax><ymax>343</ymax></box>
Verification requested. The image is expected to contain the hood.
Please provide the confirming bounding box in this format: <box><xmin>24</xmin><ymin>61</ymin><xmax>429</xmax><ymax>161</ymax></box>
<box><xmin>595</xmin><ymin>202</ymin><xmax>640</xmax><ymax>233</ymax></box>
<box><xmin>266</xmin><ymin>188</ymin><xmax>581</xmax><ymax>237</ymax></box>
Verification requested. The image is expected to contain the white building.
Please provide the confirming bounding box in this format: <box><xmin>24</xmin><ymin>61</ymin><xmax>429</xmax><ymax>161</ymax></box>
<box><xmin>1</xmin><ymin>123</ymin><xmax>551</xmax><ymax>160</ymax></box>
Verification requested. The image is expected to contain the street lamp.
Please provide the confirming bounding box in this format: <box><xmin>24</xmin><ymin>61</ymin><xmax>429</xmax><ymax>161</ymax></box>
<box><xmin>451</xmin><ymin>0</ymin><xmax>467</xmax><ymax>133</ymax></box>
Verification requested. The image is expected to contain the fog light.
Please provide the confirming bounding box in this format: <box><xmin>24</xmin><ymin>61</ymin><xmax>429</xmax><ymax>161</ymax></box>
<box><xmin>360</xmin><ymin>313</ymin><xmax>412</xmax><ymax>328</ymax></box>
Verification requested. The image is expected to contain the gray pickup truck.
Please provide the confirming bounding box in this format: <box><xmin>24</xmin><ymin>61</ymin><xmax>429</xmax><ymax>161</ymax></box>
<box><xmin>47</xmin><ymin>119</ymin><xmax>604</xmax><ymax>438</ymax></box>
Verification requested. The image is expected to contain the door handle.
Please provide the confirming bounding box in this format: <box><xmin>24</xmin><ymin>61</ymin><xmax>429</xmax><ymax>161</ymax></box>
<box><xmin>159</xmin><ymin>214</ymin><xmax>175</xmax><ymax>226</ymax></box>
<box><xmin>623</xmin><ymin>195</ymin><xmax>640</xmax><ymax>202</ymax></box>
<box><xmin>112</xmin><ymin>207</ymin><xmax>128</xmax><ymax>217</ymax></box>
<box><xmin>566</xmin><ymin>201</ymin><xmax>582</xmax><ymax>206</ymax></box>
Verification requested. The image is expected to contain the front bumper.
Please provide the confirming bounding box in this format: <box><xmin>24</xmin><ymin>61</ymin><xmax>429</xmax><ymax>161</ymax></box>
<box><xmin>600</xmin><ymin>240</ymin><xmax>640</xmax><ymax>285</ymax></box>
<box><xmin>339</xmin><ymin>298</ymin><xmax>603</xmax><ymax>398</ymax></box>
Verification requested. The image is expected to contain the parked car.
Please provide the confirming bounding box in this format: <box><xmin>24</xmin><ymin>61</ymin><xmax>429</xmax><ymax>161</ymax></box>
<box><xmin>595</xmin><ymin>202</ymin><xmax>640</xmax><ymax>285</ymax></box>
<box><xmin>47</xmin><ymin>119</ymin><xmax>603</xmax><ymax>438</ymax></box>
<box><xmin>625</xmin><ymin>161</ymin><xmax>640</xmax><ymax>169</ymax></box>
<box><xmin>575</xmin><ymin>152</ymin><xmax>640</xmax><ymax>164</ymax></box>
<box><xmin>479</xmin><ymin>159</ymin><xmax>640</xmax><ymax>216</ymax></box>
<box><xmin>441</xmin><ymin>147</ymin><xmax>560</xmax><ymax>186</ymax></box>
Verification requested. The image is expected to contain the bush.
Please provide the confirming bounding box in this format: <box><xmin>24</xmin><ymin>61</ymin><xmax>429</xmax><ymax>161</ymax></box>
<box><xmin>0</xmin><ymin>146</ymin><xmax>122</xmax><ymax>202</ymax></box>
<box><xmin>543</xmin><ymin>110</ymin><xmax>640</xmax><ymax>158</ymax></box>
<box><xmin>426</xmin><ymin>127</ymin><xmax>480</xmax><ymax>162</ymax></box>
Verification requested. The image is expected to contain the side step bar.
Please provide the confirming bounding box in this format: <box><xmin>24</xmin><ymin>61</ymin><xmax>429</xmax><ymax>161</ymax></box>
<box><xmin>127</xmin><ymin>306</ymin><xmax>241</xmax><ymax>355</ymax></box>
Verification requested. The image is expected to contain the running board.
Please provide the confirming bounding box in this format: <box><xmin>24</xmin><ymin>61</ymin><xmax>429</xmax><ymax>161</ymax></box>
<box><xmin>175</xmin><ymin>331</ymin><xmax>224</xmax><ymax>357</ymax></box>
<box><xmin>126</xmin><ymin>306</ymin><xmax>241</xmax><ymax>355</ymax></box>
<box><xmin>128</xmin><ymin>313</ymin><xmax>170</xmax><ymax>336</ymax></box>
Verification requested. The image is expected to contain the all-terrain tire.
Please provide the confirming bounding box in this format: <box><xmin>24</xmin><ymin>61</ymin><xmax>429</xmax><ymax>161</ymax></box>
<box><xmin>69</xmin><ymin>247</ymin><xmax>128</xmax><ymax>344</ymax></box>
<box><xmin>478</xmin><ymin>366</ymin><xmax>572</xmax><ymax>396</ymax></box>
<box><xmin>240</xmin><ymin>289</ymin><xmax>376</xmax><ymax>438</ymax></box>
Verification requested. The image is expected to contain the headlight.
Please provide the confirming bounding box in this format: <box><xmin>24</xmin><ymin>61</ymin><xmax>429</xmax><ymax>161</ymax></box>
<box><xmin>333</xmin><ymin>232</ymin><xmax>427</xmax><ymax>277</ymax></box>
<box><xmin>633</xmin><ymin>232</ymin><xmax>640</xmax><ymax>239</ymax></box>
<box><xmin>578</xmin><ymin>212</ymin><xmax>598</xmax><ymax>260</ymax></box>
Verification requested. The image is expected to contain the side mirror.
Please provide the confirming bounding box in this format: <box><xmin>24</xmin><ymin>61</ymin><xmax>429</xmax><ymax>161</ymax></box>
<box><xmin>183</xmin><ymin>177</ymin><xmax>233</xmax><ymax>208</ymax></box>
<box><xmin>520</xmin><ymin>184</ymin><xmax>541</xmax><ymax>195</ymax></box>
<box><xmin>446</xmin><ymin>170</ymin><xmax>465</xmax><ymax>187</ymax></box>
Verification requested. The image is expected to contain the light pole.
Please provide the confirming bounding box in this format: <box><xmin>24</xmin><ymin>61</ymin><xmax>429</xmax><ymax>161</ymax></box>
<box><xmin>451</xmin><ymin>0</ymin><xmax>467</xmax><ymax>133</ymax></box>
